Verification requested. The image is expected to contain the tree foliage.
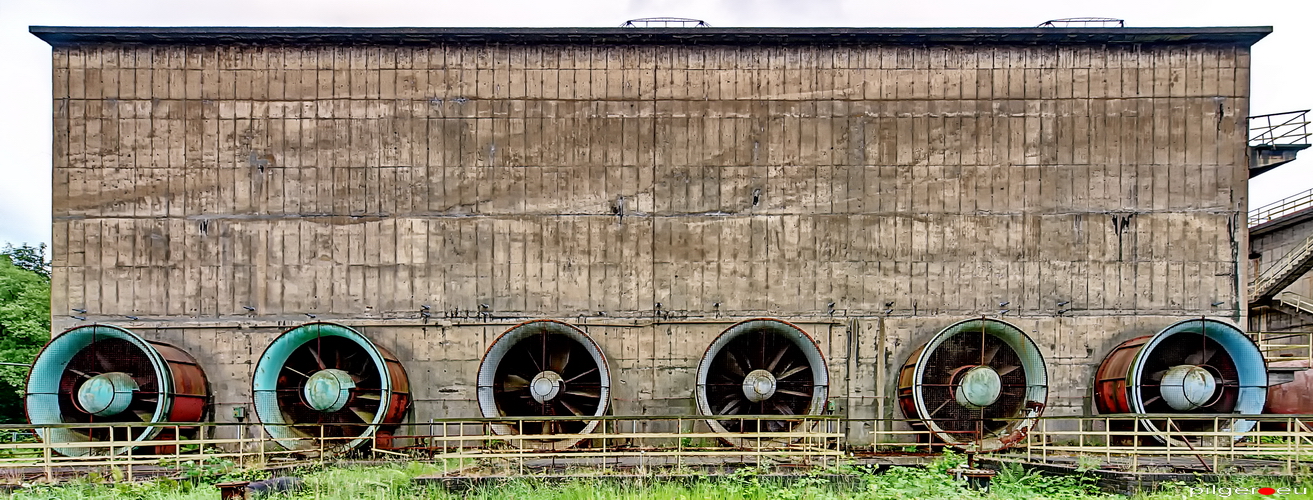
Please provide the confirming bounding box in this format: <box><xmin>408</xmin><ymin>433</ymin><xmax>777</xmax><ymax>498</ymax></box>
<box><xmin>0</xmin><ymin>243</ymin><xmax>51</xmax><ymax>423</ymax></box>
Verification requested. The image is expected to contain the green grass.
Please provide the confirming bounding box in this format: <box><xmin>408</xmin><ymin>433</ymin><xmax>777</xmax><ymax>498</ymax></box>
<box><xmin>6</xmin><ymin>453</ymin><xmax>1311</xmax><ymax>500</ymax></box>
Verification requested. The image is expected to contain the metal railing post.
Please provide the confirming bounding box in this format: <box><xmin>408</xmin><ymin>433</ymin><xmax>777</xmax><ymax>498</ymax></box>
<box><xmin>126</xmin><ymin>426</ymin><xmax>133</xmax><ymax>482</ymax></box>
<box><xmin>42</xmin><ymin>427</ymin><xmax>52</xmax><ymax>483</ymax></box>
<box><xmin>258</xmin><ymin>423</ymin><xmax>265</xmax><ymax>466</ymax></box>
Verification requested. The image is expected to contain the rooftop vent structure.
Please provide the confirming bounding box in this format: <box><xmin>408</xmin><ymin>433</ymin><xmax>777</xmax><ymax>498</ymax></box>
<box><xmin>621</xmin><ymin>17</ymin><xmax>710</xmax><ymax>28</ymax></box>
<box><xmin>1038</xmin><ymin>17</ymin><xmax>1125</xmax><ymax>27</ymax></box>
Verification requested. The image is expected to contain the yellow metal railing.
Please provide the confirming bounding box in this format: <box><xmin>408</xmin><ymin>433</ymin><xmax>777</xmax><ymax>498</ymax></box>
<box><xmin>6</xmin><ymin>414</ymin><xmax>1313</xmax><ymax>482</ymax></box>
<box><xmin>1014</xmin><ymin>414</ymin><xmax>1313</xmax><ymax>474</ymax></box>
<box><xmin>1251</xmin><ymin>329</ymin><xmax>1313</xmax><ymax>363</ymax></box>
<box><xmin>0</xmin><ymin>416</ymin><xmax>845</xmax><ymax>482</ymax></box>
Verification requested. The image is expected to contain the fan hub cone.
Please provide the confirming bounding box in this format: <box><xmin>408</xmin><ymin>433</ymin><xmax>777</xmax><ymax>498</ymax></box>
<box><xmin>303</xmin><ymin>368</ymin><xmax>356</xmax><ymax>412</ymax></box>
<box><xmin>530</xmin><ymin>371</ymin><xmax>564</xmax><ymax>403</ymax></box>
<box><xmin>1160</xmin><ymin>364</ymin><xmax>1218</xmax><ymax>411</ymax></box>
<box><xmin>742</xmin><ymin>369</ymin><xmax>778</xmax><ymax>402</ymax></box>
<box><xmin>77</xmin><ymin>372</ymin><xmax>140</xmax><ymax>417</ymax></box>
<box><xmin>954</xmin><ymin>366</ymin><xmax>1002</xmax><ymax>409</ymax></box>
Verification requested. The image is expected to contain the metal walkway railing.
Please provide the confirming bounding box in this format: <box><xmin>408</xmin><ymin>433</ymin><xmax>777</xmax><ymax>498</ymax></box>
<box><xmin>1250</xmin><ymin>110</ymin><xmax>1311</xmax><ymax>147</ymax></box>
<box><xmin>1251</xmin><ymin>188</ymin><xmax>1313</xmax><ymax>227</ymax></box>
<box><xmin>1251</xmin><ymin>232</ymin><xmax>1313</xmax><ymax>305</ymax></box>
<box><xmin>7</xmin><ymin>414</ymin><xmax>1313</xmax><ymax>482</ymax></box>
<box><xmin>1276</xmin><ymin>291</ymin><xmax>1313</xmax><ymax>317</ymax></box>
<box><xmin>1250</xmin><ymin>329</ymin><xmax>1313</xmax><ymax>363</ymax></box>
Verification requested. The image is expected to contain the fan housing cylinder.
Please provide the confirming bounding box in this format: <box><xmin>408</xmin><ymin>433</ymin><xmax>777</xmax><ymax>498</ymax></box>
<box><xmin>252</xmin><ymin>322</ymin><xmax>411</xmax><ymax>453</ymax></box>
<box><xmin>694</xmin><ymin>319</ymin><xmax>830</xmax><ymax>442</ymax></box>
<box><xmin>897</xmin><ymin>318</ymin><xmax>1049</xmax><ymax>453</ymax></box>
<box><xmin>25</xmin><ymin>325</ymin><xmax>210</xmax><ymax>456</ymax></box>
<box><xmin>477</xmin><ymin>320</ymin><xmax>612</xmax><ymax>449</ymax></box>
<box><xmin>1093</xmin><ymin>318</ymin><xmax>1267</xmax><ymax>444</ymax></box>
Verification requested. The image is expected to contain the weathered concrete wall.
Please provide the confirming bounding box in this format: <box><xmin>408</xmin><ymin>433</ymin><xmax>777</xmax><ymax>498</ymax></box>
<box><xmin>47</xmin><ymin>40</ymin><xmax>1253</xmax><ymax>441</ymax></box>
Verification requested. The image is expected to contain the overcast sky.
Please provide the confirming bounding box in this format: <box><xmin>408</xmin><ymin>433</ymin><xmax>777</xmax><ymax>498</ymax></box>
<box><xmin>1</xmin><ymin>0</ymin><xmax>1310</xmax><ymax>247</ymax></box>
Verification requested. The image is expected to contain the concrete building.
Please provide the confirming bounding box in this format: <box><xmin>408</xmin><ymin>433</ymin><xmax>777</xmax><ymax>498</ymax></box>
<box><xmin>31</xmin><ymin>25</ymin><xmax>1270</xmax><ymax>445</ymax></box>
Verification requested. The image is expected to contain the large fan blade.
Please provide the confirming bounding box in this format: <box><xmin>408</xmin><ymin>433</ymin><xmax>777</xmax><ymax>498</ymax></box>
<box><xmin>929</xmin><ymin>397</ymin><xmax>954</xmax><ymax>416</ymax></box>
<box><xmin>776</xmin><ymin>389</ymin><xmax>811</xmax><ymax>398</ymax></box>
<box><xmin>133</xmin><ymin>410</ymin><xmax>152</xmax><ymax>421</ymax></box>
<box><xmin>777</xmin><ymin>365</ymin><xmax>808</xmax><ymax>380</ymax></box>
<box><xmin>725</xmin><ymin>351</ymin><xmax>746</xmax><ymax>377</ymax></box>
<box><xmin>67</xmin><ymin>368</ymin><xmax>94</xmax><ymax>379</ymax></box>
<box><xmin>284</xmin><ymin>366</ymin><xmax>311</xmax><ymax>378</ymax></box>
<box><xmin>564</xmin><ymin>389</ymin><xmax>599</xmax><ymax>398</ymax></box>
<box><xmin>995</xmin><ymin>365</ymin><xmax>1020</xmax><ymax>377</ymax></box>
<box><xmin>549</xmin><ymin>345</ymin><xmax>570</xmax><ymax>373</ymax></box>
<box><xmin>1143</xmin><ymin>395</ymin><xmax>1162</xmax><ymax>406</ymax></box>
<box><xmin>95</xmin><ymin>351</ymin><xmax>113</xmax><ymax>373</ymax></box>
<box><xmin>771</xmin><ymin>402</ymin><xmax>795</xmax><ymax>415</ymax></box>
<box><xmin>559</xmin><ymin>399</ymin><xmax>585</xmax><ymax>416</ymax></box>
<box><xmin>526</xmin><ymin>350</ymin><xmax>543</xmax><ymax>373</ymax></box>
<box><xmin>349</xmin><ymin>407</ymin><xmax>377</xmax><ymax>423</ymax></box>
<box><xmin>309</xmin><ymin>346</ymin><xmax>327</xmax><ymax>370</ymax></box>
<box><xmin>766</xmin><ymin>347</ymin><xmax>788</xmax><ymax>372</ymax></box>
<box><xmin>983</xmin><ymin>344</ymin><xmax>1001</xmax><ymax>364</ymax></box>
<box><xmin>564</xmin><ymin>367</ymin><xmax>598</xmax><ymax>384</ymax></box>
<box><xmin>1184</xmin><ymin>347</ymin><xmax>1216</xmax><ymax>366</ymax></box>
<box><xmin>719</xmin><ymin>398</ymin><xmax>744</xmax><ymax>415</ymax></box>
<box><xmin>1149</xmin><ymin>369</ymin><xmax>1167</xmax><ymax>381</ymax></box>
<box><xmin>354</xmin><ymin>390</ymin><xmax>382</xmax><ymax>400</ymax></box>
<box><xmin>504</xmin><ymin>374</ymin><xmax>530</xmax><ymax>391</ymax></box>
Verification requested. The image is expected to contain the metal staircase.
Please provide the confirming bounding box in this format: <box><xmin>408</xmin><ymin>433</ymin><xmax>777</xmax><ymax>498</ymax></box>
<box><xmin>1250</xmin><ymin>233</ymin><xmax>1313</xmax><ymax>306</ymax></box>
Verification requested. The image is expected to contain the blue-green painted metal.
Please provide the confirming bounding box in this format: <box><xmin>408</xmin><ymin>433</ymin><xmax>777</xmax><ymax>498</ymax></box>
<box><xmin>252</xmin><ymin>322</ymin><xmax>395</xmax><ymax>451</ymax></box>
<box><xmin>956</xmin><ymin>366</ymin><xmax>1003</xmax><ymax>409</ymax></box>
<box><xmin>25</xmin><ymin>325</ymin><xmax>172</xmax><ymax>457</ymax></box>
<box><xmin>303</xmin><ymin>369</ymin><xmax>355</xmax><ymax>412</ymax></box>
<box><xmin>77</xmin><ymin>372</ymin><xmax>140</xmax><ymax>416</ymax></box>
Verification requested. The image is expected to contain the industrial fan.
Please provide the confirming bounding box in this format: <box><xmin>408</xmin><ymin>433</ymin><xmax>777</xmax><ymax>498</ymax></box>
<box><xmin>897</xmin><ymin>318</ymin><xmax>1048</xmax><ymax>452</ymax></box>
<box><xmin>252</xmin><ymin>323</ymin><xmax>411</xmax><ymax>453</ymax></box>
<box><xmin>1094</xmin><ymin>318</ymin><xmax>1267</xmax><ymax>446</ymax></box>
<box><xmin>25</xmin><ymin>325</ymin><xmax>209</xmax><ymax>456</ymax></box>
<box><xmin>694</xmin><ymin>319</ymin><xmax>829</xmax><ymax>444</ymax></box>
<box><xmin>477</xmin><ymin>320</ymin><xmax>611</xmax><ymax>449</ymax></box>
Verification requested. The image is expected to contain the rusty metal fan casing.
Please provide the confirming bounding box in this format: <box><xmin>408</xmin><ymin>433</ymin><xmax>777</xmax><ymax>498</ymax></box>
<box><xmin>1267</xmin><ymin>359</ymin><xmax>1313</xmax><ymax>416</ymax></box>
<box><xmin>694</xmin><ymin>319</ymin><xmax>829</xmax><ymax>445</ymax></box>
<box><xmin>897</xmin><ymin>318</ymin><xmax>1048</xmax><ymax>453</ymax></box>
<box><xmin>25</xmin><ymin>325</ymin><xmax>209</xmax><ymax>456</ymax></box>
<box><xmin>252</xmin><ymin>323</ymin><xmax>411</xmax><ymax>453</ymax></box>
<box><xmin>477</xmin><ymin>320</ymin><xmax>611</xmax><ymax>450</ymax></box>
<box><xmin>1093</xmin><ymin>318</ymin><xmax>1267</xmax><ymax>445</ymax></box>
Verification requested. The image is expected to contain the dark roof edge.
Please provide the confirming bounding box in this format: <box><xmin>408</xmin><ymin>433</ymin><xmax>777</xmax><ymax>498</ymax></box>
<box><xmin>29</xmin><ymin>26</ymin><xmax>1272</xmax><ymax>47</ymax></box>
